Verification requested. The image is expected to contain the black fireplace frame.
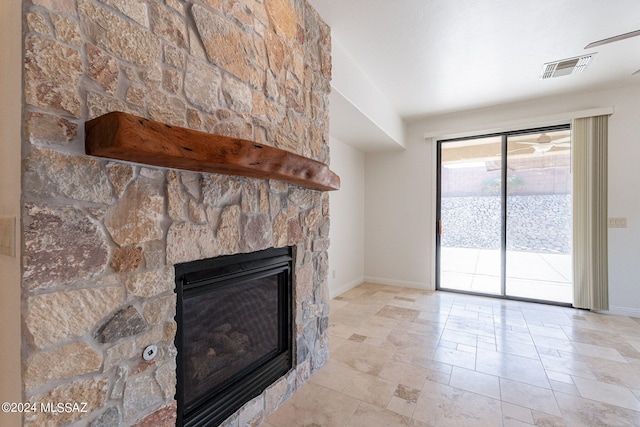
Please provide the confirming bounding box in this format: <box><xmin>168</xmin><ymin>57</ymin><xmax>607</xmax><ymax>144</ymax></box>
<box><xmin>174</xmin><ymin>247</ymin><xmax>294</xmax><ymax>427</ymax></box>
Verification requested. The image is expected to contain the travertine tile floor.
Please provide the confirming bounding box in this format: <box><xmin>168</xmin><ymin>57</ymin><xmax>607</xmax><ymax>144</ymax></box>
<box><xmin>265</xmin><ymin>283</ymin><xmax>640</xmax><ymax>426</ymax></box>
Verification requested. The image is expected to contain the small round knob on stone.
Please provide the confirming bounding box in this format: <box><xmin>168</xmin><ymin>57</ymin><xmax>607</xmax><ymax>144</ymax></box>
<box><xmin>143</xmin><ymin>345</ymin><xmax>158</xmax><ymax>361</ymax></box>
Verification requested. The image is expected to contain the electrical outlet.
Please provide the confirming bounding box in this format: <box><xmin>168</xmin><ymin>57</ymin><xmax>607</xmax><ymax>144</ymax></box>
<box><xmin>608</xmin><ymin>217</ymin><xmax>628</xmax><ymax>228</ymax></box>
<box><xmin>0</xmin><ymin>216</ymin><xmax>16</xmax><ymax>257</ymax></box>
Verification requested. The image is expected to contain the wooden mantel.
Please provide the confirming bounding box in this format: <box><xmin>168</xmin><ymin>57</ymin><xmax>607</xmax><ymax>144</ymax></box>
<box><xmin>85</xmin><ymin>112</ymin><xmax>340</xmax><ymax>191</ymax></box>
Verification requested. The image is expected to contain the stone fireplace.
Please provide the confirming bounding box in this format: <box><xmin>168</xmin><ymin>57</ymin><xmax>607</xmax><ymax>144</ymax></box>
<box><xmin>21</xmin><ymin>0</ymin><xmax>331</xmax><ymax>425</ymax></box>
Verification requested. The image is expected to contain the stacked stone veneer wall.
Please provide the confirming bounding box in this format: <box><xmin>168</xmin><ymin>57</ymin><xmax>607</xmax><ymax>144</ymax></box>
<box><xmin>21</xmin><ymin>0</ymin><xmax>331</xmax><ymax>425</ymax></box>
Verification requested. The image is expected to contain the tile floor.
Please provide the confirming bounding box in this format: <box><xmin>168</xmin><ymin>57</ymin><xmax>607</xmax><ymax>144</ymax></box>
<box><xmin>265</xmin><ymin>283</ymin><xmax>640</xmax><ymax>426</ymax></box>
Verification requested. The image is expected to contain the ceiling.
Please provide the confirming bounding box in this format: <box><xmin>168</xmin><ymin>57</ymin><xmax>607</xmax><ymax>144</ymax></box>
<box><xmin>307</xmin><ymin>0</ymin><xmax>640</xmax><ymax>122</ymax></box>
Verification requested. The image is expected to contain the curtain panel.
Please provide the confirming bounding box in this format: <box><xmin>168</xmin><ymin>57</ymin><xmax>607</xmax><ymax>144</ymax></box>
<box><xmin>572</xmin><ymin>115</ymin><xmax>609</xmax><ymax>311</ymax></box>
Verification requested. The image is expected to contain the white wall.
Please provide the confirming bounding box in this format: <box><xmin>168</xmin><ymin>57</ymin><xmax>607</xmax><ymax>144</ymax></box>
<box><xmin>331</xmin><ymin>39</ymin><xmax>406</xmax><ymax>150</ymax></box>
<box><xmin>364</xmin><ymin>136</ymin><xmax>433</xmax><ymax>289</ymax></box>
<box><xmin>364</xmin><ymin>83</ymin><xmax>640</xmax><ymax>316</ymax></box>
<box><xmin>328</xmin><ymin>136</ymin><xmax>366</xmax><ymax>297</ymax></box>
<box><xmin>598</xmin><ymin>85</ymin><xmax>640</xmax><ymax>317</ymax></box>
<box><xmin>0</xmin><ymin>1</ymin><xmax>24</xmax><ymax>422</ymax></box>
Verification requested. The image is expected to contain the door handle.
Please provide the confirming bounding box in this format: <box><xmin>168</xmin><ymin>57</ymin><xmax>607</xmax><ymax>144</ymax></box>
<box><xmin>438</xmin><ymin>219</ymin><xmax>443</xmax><ymax>235</ymax></box>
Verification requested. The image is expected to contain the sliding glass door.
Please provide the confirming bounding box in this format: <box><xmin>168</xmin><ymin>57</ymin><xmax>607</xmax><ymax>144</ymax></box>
<box><xmin>505</xmin><ymin>131</ymin><xmax>572</xmax><ymax>302</ymax></box>
<box><xmin>437</xmin><ymin>136</ymin><xmax>503</xmax><ymax>295</ymax></box>
<box><xmin>436</xmin><ymin>127</ymin><xmax>572</xmax><ymax>304</ymax></box>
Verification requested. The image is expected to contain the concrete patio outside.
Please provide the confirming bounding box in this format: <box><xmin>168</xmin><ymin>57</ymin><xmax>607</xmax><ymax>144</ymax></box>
<box><xmin>440</xmin><ymin>246</ymin><xmax>572</xmax><ymax>303</ymax></box>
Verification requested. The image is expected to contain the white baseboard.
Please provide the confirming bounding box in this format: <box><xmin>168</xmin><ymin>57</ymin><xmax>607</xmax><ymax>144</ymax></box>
<box><xmin>329</xmin><ymin>277</ymin><xmax>365</xmax><ymax>299</ymax></box>
<box><xmin>598</xmin><ymin>305</ymin><xmax>640</xmax><ymax>318</ymax></box>
<box><xmin>363</xmin><ymin>276</ymin><xmax>434</xmax><ymax>291</ymax></box>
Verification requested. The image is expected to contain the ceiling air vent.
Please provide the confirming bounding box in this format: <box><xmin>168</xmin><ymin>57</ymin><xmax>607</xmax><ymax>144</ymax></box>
<box><xmin>540</xmin><ymin>54</ymin><xmax>595</xmax><ymax>80</ymax></box>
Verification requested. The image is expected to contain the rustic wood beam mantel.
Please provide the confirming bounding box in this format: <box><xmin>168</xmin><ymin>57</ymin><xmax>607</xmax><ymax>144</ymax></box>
<box><xmin>85</xmin><ymin>111</ymin><xmax>340</xmax><ymax>191</ymax></box>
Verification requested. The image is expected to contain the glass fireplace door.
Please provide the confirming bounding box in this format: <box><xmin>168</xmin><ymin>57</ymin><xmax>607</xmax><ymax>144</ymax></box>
<box><xmin>175</xmin><ymin>247</ymin><xmax>293</xmax><ymax>427</ymax></box>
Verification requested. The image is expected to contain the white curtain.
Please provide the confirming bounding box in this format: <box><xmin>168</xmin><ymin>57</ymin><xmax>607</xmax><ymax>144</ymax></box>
<box><xmin>572</xmin><ymin>115</ymin><xmax>609</xmax><ymax>311</ymax></box>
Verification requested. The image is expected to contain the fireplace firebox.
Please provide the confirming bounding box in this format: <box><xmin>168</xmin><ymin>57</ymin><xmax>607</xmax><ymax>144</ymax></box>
<box><xmin>175</xmin><ymin>247</ymin><xmax>293</xmax><ymax>427</ymax></box>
